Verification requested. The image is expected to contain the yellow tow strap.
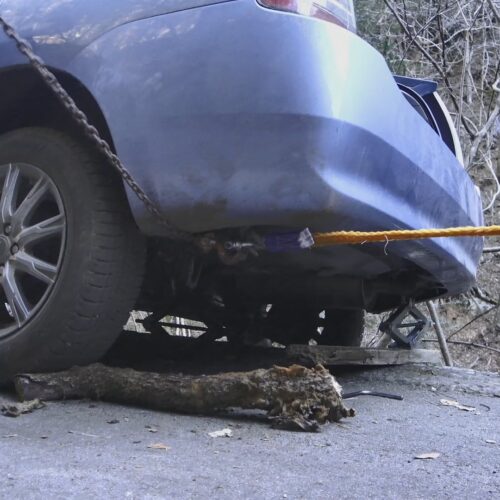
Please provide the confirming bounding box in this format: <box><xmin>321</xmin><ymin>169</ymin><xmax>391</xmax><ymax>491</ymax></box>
<box><xmin>313</xmin><ymin>225</ymin><xmax>500</xmax><ymax>247</ymax></box>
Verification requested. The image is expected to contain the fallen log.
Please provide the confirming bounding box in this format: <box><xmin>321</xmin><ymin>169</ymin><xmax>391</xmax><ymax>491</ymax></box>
<box><xmin>13</xmin><ymin>363</ymin><xmax>354</xmax><ymax>432</ymax></box>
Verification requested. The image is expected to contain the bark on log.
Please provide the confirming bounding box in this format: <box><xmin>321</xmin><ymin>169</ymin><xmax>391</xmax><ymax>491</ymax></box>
<box><xmin>13</xmin><ymin>363</ymin><xmax>354</xmax><ymax>432</ymax></box>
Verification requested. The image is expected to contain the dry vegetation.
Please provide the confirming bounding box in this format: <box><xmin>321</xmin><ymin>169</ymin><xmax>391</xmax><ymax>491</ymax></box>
<box><xmin>357</xmin><ymin>0</ymin><xmax>500</xmax><ymax>371</ymax></box>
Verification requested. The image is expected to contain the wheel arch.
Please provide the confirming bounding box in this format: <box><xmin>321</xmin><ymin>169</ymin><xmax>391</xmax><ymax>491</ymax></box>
<box><xmin>0</xmin><ymin>64</ymin><xmax>115</xmax><ymax>151</ymax></box>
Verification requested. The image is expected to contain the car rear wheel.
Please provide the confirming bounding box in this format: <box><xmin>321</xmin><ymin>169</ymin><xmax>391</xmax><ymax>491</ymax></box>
<box><xmin>0</xmin><ymin>128</ymin><xmax>145</xmax><ymax>383</ymax></box>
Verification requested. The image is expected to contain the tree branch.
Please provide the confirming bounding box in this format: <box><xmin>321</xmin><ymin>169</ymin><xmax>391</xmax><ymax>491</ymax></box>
<box><xmin>382</xmin><ymin>0</ymin><xmax>477</xmax><ymax>139</ymax></box>
<box><xmin>483</xmin><ymin>246</ymin><xmax>500</xmax><ymax>253</ymax></box>
<box><xmin>446</xmin><ymin>304</ymin><xmax>499</xmax><ymax>340</ymax></box>
<box><xmin>424</xmin><ymin>338</ymin><xmax>500</xmax><ymax>354</ymax></box>
<box><xmin>486</xmin><ymin>0</ymin><xmax>500</xmax><ymax>23</ymax></box>
<box><xmin>12</xmin><ymin>363</ymin><xmax>355</xmax><ymax>432</ymax></box>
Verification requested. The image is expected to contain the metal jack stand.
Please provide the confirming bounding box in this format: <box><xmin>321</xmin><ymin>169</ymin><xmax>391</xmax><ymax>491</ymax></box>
<box><xmin>379</xmin><ymin>300</ymin><xmax>429</xmax><ymax>348</ymax></box>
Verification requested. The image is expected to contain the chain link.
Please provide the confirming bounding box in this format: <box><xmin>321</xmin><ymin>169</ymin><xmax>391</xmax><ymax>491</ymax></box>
<box><xmin>0</xmin><ymin>16</ymin><xmax>194</xmax><ymax>243</ymax></box>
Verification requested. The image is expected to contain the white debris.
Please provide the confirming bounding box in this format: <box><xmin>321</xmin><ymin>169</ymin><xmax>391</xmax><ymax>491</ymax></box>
<box><xmin>208</xmin><ymin>428</ymin><xmax>233</xmax><ymax>438</ymax></box>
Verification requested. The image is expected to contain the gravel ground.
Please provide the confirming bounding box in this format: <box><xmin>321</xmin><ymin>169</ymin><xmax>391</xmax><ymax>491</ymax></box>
<box><xmin>1</xmin><ymin>364</ymin><xmax>499</xmax><ymax>499</ymax></box>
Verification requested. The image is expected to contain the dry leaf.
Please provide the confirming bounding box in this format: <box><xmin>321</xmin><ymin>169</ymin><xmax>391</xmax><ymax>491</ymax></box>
<box><xmin>208</xmin><ymin>428</ymin><xmax>233</xmax><ymax>438</ymax></box>
<box><xmin>439</xmin><ymin>399</ymin><xmax>476</xmax><ymax>412</ymax></box>
<box><xmin>147</xmin><ymin>443</ymin><xmax>170</xmax><ymax>451</ymax></box>
<box><xmin>415</xmin><ymin>452</ymin><xmax>441</xmax><ymax>460</ymax></box>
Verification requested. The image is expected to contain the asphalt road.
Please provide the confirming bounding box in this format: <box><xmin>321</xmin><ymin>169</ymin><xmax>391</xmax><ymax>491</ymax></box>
<box><xmin>1</xmin><ymin>364</ymin><xmax>499</xmax><ymax>499</ymax></box>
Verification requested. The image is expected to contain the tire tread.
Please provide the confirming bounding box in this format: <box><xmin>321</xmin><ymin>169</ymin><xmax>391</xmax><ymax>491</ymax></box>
<box><xmin>0</xmin><ymin>127</ymin><xmax>146</xmax><ymax>380</ymax></box>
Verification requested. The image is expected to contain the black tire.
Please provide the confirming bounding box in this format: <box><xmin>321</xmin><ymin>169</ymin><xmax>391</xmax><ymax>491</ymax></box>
<box><xmin>0</xmin><ymin>128</ymin><xmax>145</xmax><ymax>383</ymax></box>
<box><xmin>319</xmin><ymin>308</ymin><xmax>364</xmax><ymax>347</ymax></box>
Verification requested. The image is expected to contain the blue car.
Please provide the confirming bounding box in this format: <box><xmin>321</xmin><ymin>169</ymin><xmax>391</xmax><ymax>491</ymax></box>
<box><xmin>0</xmin><ymin>0</ymin><xmax>483</xmax><ymax>379</ymax></box>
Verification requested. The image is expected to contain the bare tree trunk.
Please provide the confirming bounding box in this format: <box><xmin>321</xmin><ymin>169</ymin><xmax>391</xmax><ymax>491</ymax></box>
<box><xmin>13</xmin><ymin>363</ymin><xmax>354</xmax><ymax>432</ymax></box>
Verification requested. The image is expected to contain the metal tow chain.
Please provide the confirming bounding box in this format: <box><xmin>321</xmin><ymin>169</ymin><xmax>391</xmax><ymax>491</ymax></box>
<box><xmin>0</xmin><ymin>16</ymin><xmax>194</xmax><ymax>244</ymax></box>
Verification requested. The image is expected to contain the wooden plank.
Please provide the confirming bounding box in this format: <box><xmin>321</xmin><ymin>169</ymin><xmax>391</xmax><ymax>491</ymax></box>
<box><xmin>287</xmin><ymin>345</ymin><xmax>443</xmax><ymax>366</ymax></box>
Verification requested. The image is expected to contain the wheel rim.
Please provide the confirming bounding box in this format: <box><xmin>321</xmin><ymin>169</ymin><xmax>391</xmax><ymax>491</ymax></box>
<box><xmin>0</xmin><ymin>163</ymin><xmax>66</xmax><ymax>339</ymax></box>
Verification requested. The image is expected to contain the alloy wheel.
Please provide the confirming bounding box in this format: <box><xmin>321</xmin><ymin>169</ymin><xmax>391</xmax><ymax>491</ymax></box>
<box><xmin>0</xmin><ymin>163</ymin><xmax>66</xmax><ymax>338</ymax></box>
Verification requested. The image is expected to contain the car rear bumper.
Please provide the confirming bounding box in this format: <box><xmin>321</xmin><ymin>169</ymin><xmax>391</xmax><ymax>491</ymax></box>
<box><xmin>67</xmin><ymin>0</ymin><xmax>483</xmax><ymax>295</ymax></box>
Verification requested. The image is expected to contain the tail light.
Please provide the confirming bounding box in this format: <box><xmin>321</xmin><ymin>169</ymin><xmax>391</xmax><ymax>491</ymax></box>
<box><xmin>257</xmin><ymin>0</ymin><xmax>356</xmax><ymax>32</ymax></box>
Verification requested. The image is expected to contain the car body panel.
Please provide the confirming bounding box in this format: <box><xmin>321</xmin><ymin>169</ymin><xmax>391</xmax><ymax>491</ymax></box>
<box><xmin>0</xmin><ymin>0</ymin><xmax>234</xmax><ymax>66</ymax></box>
<box><xmin>0</xmin><ymin>0</ymin><xmax>484</xmax><ymax>302</ymax></box>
